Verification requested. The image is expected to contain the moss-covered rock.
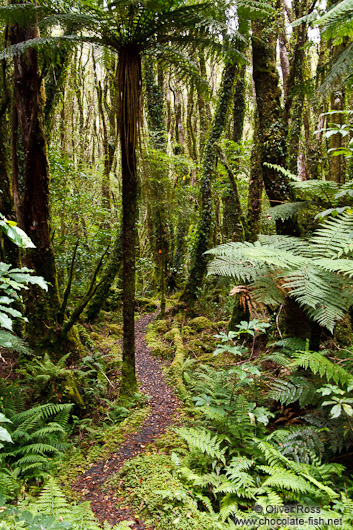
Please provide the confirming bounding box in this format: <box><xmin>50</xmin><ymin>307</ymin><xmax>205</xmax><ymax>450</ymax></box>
<box><xmin>136</xmin><ymin>297</ymin><xmax>158</xmax><ymax>313</ymax></box>
<box><xmin>189</xmin><ymin>316</ymin><xmax>213</xmax><ymax>331</ymax></box>
<box><xmin>216</xmin><ymin>320</ymin><xmax>229</xmax><ymax>329</ymax></box>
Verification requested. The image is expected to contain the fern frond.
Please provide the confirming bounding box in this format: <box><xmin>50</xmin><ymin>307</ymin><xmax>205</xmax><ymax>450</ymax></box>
<box><xmin>310</xmin><ymin>211</ymin><xmax>353</xmax><ymax>258</ymax></box>
<box><xmin>268</xmin><ymin>376</ymin><xmax>317</xmax><ymax>407</ymax></box>
<box><xmin>175</xmin><ymin>427</ymin><xmax>226</xmax><ymax>463</ymax></box>
<box><xmin>319</xmin><ymin>43</ymin><xmax>353</xmax><ymax>93</ymax></box>
<box><xmin>292</xmin><ymin>350</ymin><xmax>353</xmax><ymax>388</ymax></box>
<box><xmin>259</xmin><ymin>465</ymin><xmax>316</xmax><ymax>494</ymax></box>
<box><xmin>264</xmin><ymin>202</ymin><xmax>308</xmax><ymax>221</ymax></box>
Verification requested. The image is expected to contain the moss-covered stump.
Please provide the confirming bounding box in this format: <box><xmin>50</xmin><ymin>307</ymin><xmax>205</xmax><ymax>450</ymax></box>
<box><xmin>103</xmin><ymin>287</ymin><xmax>122</xmax><ymax>312</ymax></box>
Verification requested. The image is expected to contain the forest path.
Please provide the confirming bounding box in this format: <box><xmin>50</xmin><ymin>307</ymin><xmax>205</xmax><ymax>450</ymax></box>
<box><xmin>72</xmin><ymin>311</ymin><xmax>182</xmax><ymax>528</ymax></box>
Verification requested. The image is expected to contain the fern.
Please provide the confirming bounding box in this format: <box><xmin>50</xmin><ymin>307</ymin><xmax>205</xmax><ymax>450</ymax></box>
<box><xmin>264</xmin><ymin>201</ymin><xmax>308</xmax><ymax>221</ymax></box>
<box><xmin>259</xmin><ymin>465</ymin><xmax>316</xmax><ymax>494</ymax></box>
<box><xmin>292</xmin><ymin>350</ymin><xmax>353</xmax><ymax>388</ymax></box>
<box><xmin>310</xmin><ymin>211</ymin><xmax>353</xmax><ymax>257</ymax></box>
<box><xmin>268</xmin><ymin>376</ymin><xmax>317</xmax><ymax>407</ymax></box>
<box><xmin>0</xmin><ymin>403</ymin><xmax>72</xmax><ymax>493</ymax></box>
<box><xmin>175</xmin><ymin>427</ymin><xmax>226</xmax><ymax>463</ymax></box>
<box><xmin>207</xmin><ymin>212</ymin><xmax>353</xmax><ymax>331</ymax></box>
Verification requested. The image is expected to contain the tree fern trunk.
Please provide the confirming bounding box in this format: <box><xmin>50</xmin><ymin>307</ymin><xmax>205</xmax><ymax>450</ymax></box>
<box><xmin>118</xmin><ymin>47</ymin><xmax>142</xmax><ymax>397</ymax></box>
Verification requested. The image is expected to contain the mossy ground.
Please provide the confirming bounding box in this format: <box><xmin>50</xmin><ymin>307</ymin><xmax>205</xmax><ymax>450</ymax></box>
<box><xmin>108</xmin><ymin>452</ymin><xmax>221</xmax><ymax>530</ymax></box>
<box><xmin>58</xmin><ymin>406</ymin><xmax>150</xmax><ymax>492</ymax></box>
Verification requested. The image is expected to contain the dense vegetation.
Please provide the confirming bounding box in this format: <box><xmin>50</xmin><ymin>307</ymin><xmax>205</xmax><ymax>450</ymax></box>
<box><xmin>0</xmin><ymin>0</ymin><xmax>353</xmax><ymax>528</ymax></box>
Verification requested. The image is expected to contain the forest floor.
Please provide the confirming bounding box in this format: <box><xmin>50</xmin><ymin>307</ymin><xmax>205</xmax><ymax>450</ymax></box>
<box><xmin>72</xmin><ymin>311</ymin><xmax>182</xmax><ymax>528</ymax></box>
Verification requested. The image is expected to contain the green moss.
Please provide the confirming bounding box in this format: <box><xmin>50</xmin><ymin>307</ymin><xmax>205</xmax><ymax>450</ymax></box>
<box><xmin>334</xmin><ymin>315</ymin><xmax>353</xmax><ymax>347</ymax></box>
<box><xmin>187</xmin><ymin>338</ymin><xmax>214</xmax><ymax>354</ymax></box>
<box><xmin>189</xmin><ymin>316</ymin><xmax>213</xmax><ymax>331</ymax></box>
<box><xmin>146</xmin><ymin>324</ymin><xmax>171</xmax><ymax>359</ymax></box>
<box><xmin>169</xmin><ymin>327</ymin><xmax>188</xmax><ymax>400</ymax></box>
<box><xmin>136</xmin><ymin>297</ymin><xmax>158</xmax><ymax>313</ymax></box>
<box><xmin>216</xmin><ymin>320</ymin><xmax>229</xmax><ymax>329</ymax></box>
<box><xmin>58</xmin><ymin>407</ymin><xmax>150</xmax><ymax>486</ymax></box>
<box><xmin>109</xmin><ymin>453</ymin><xmax>220</xmax><ymax>530</ymax></box>
<box><xmin>181</xmin><ymin>325</ymin><xmax>194</xmax><ymax>337</ymax></box>
<box><xmin>163</xmin><ymin>329</ymin><xmax>175</xmax><ymax>341</ymax></box>
<box><xmin>154</xmin><ymin>319</ymin><xmax>169</xmax><ymax>333</ymax></box>
<box><xmin>108</xmin><ymin>323</ymin><xmax>123</xmax><ymax>337</ymax></box>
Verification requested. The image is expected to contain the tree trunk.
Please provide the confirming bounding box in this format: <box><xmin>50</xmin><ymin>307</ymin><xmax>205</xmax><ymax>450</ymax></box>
<box><xmin>144</xmin><ymin>58</ymin><xmax>169</xmax><ymax>313</ymax></box>
<box><xmin>0</xmin><ymin>53</ymin><xmax>19</xmax><ymax>266</ymax></box>
<box><xmin>9</xmin><ymin>17</ymin><xmax>63</xmax><ymax>348</ymax></box>
<box><xmin>181</xmin><ymin>58</ymin><xmax>238</xmax><ymax>304</ymax></box>
<box><xmin>284</xmin><ymin>0</ymin><xmax>309</xmax><ymax>175</ymax></box>
<box><xmin>85</xmin><ymin>228</ymin><xmax>122</xmax><ymax>322</ymax></box>
<box><xmin>118</xmin><ymin>47</ymin><xmax>141</xmax><ymax>398</ymax></box>
<box><xmin>252</xmin><ymin>4</ymin><xmax>300</xmax><ymax>236</ymax></box>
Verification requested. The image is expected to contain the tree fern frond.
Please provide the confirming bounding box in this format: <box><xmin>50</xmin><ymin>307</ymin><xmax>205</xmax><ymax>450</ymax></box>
<box><xmin>317</xmin><ymin>0</ymin><xmax>353</xmax><ymax>31</ymax></box>
<box><xmin>264</xmin><ymin>202</ymin><xmax>308</xmax><ymax>222</ymax></box>
<box><xmin>310</xmin><ymin>211</ymin><xmax>353</xmax><ymax>258</ymax></box>
<box><xmin>319</xmin><ymin>43</ymin><xmax>353</xmax><ymax>93</ymax></box>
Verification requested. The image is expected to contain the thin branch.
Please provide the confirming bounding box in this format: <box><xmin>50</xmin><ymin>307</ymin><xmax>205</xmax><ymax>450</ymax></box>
<box><xmin>57</xmin><ymin>240</ymin><xmax>79</xmax><ymax>326</ymax></box>
<box><xmin>60</xmin><ymin>245</ymin><xmax>110</xmax><ymax>339</ymax></box>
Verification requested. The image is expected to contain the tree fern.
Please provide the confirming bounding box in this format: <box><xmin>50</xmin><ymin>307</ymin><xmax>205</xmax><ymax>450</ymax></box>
<box><xmin>207</xmin><ymin>212</ymin><xmax>353</xmax><ymax>331</ymax></box>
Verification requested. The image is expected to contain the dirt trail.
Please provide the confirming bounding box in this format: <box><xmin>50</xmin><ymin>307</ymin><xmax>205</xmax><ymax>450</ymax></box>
<box><xmin>72</xmin><ymin>312</ymin><xmax>181</xmax><ymax>528</ymax></box>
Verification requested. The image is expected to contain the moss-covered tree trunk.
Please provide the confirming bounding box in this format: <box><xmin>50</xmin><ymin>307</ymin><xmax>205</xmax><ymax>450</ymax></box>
<box><xmin>197</xmin><ymin>51</ymin><xmax>211</xmax><ymax>160</ymax></box>
<box><xmin>118</xmin><ymin>47</ymin><xmax>141</xmax><ymax>397</ymax></box>
<box><xmin>85</xmin><ymin>228</ymin><xmax>122</xmax><ymax>321</ymax></box>
<box><xmin>284</xmin><ymin>0</ymin><xmax>309</xmax><ymax>174</ymax></box>
<box><xmin>144</xmin><ymin>58</ymin><xmax>169</xmax><ymax>314</ymax></box>
<box><xmin>181</xmin><ymin>58</ymin><xmax>238</xmax><ymax>304</ymax></box>
<box><xmin>252</xmin><ymin>4</ymin><xmax>300</xmax><ymax>236</ymax></box>
<box><xmin>0</xmin><ymin>50</ymin><xmax>19</xmax><ymax>266</ymax></box>
<box><xmin>222</xmin><ymin>63</ymin><xmax>246</xmax><ymax>241</ymax></box>
<box><xmin>9</xmin><ymin>17</ymin><xmax>63</xmax><ymax>348</ymax></box>
<box><xmin>246</xmin><ymin>114</ymin><xmax>264</xmax><ymax>242</ymax></box>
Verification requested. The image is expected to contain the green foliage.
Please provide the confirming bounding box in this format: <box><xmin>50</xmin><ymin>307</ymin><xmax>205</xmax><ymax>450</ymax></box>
<box><xmin>0</xmin><ymin>214</ymin><xmax>35</xmax><ymax>249</ymax></box>
<box><xmin>0</xmin><ymin>403</ymin><xmax>72</xmax><ymax>498</ymax></box>
<box><xmin>19</xmin><ymin>353</ymin><xmax>85</xmax><ymax>406</ymax></box>
<box><xmin>0</xmin><ymin>214</ymin><xmax>47</xmax><ymax>354</ymax></box>
<box><xmin>0</xmin><ymin>477</ymin><xmax>102</xmax><ymax>529</ymax></box>
<box><xmin>207</xmin><ymin>211</ymin><xmax>353</xmax><ymax>331</ymax></box>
